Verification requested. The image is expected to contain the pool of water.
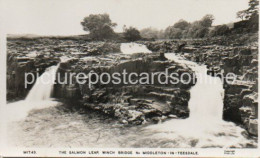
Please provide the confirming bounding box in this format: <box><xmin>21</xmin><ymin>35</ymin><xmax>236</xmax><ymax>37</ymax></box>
<box><xmin>6</xmin><ymin>102</ymin><xmax>256</xmax><ymax>148</ymax></box>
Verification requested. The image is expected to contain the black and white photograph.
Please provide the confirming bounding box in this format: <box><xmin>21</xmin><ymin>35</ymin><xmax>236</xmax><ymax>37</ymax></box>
<box><xmin>0</xmin><ymin>0</ymin><xmax>259</xmax><ymax>157</ymax></box>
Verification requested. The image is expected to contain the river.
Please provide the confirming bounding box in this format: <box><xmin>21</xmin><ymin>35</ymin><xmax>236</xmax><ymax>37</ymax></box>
<box><xmin>2</xmin><ymin>43</ymin><xmax>257</xmax><ymax>148</ymax></box>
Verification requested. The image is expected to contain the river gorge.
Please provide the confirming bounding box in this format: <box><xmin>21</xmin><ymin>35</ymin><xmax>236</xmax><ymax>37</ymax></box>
<box><xmin>3</xmin><ymin>35</ymin><xmax>258</xmax><ymax>148</ymax></box>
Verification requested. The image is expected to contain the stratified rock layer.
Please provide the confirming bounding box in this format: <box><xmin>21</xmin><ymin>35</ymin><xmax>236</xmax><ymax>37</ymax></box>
<box><xmin>54</xmin><ymin>53</ymin><xmax>195</xmax><ymax>124</ymax></box>
<box><xmin>7</xmin><ymin>38</ymin><xmax>195</xmax><ymax>125</ymax></box>
<box><xmin>141</xmin><ymin>33</ymin><xmax>258</xmax><ymax>135</ymax></box>
<box><xmin>7</xmin><ymin>38</ymin><xmax>120</xmax><ymax>101</ymax></box>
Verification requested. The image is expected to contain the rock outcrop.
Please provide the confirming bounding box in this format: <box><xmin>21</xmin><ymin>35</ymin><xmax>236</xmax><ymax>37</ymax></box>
<box><xmin>141</xmin><ymin>33</ymin><xmax>258</xmax><ymax>135</ymax></box>
<box><xmin>7</xmin><ymin>38</ymin><xmax>195</xmax><ymax>125</ymax></box>
<box><xmin>7</xmin><ymin>34</ymin><xmax>257</xmax><ymax>135</ymax></box>
<box><xmin>54</xmin><ymin>53</ymin><xmax>195</xmax><ymax>124</ymax></box>
<box><xmin>6</xmin><ymin>38</ymin><xmax>120</xmax><ymax>101</ymax></box>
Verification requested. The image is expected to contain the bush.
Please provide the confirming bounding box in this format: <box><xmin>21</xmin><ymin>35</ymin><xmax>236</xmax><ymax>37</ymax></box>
<box><xmin>140</xmin><ymin>27</ymin><xmax>159</xmax><ymax>39</ymax></box>
<box><xmin>210</xmin><ymin>25</ymin><xmax>230</xmax><ymax>36</ymax></box>
<box><xmin>123</xmin><ymin>27</ymin><xmax>141</xmax><ymax>41</ymax></box>
<box><xmin>164</xmin><ymin>26</ymin><xmax>183</xmax><ymax>39</ymax></box>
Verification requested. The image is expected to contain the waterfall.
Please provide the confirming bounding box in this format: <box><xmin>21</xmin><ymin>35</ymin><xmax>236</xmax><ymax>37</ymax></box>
<box><xmin>4</xmin><ymin>64</ymin><xmax>60</xmax><ymax>122</ymax></box>
<box><xmin>188</xmin><ymin>66</ymin><xmax>224</xmax><ymax>122</ymax></box>
<box><xmin>141</xmin><ymin>53</ymin><xmax>253</xmax><ymax>147</ymax></box>
<box><xmin>26</xmin><ymin>64</ymin><xmax>60</xmax><ymax>101</ymax></box>
<box><xmin>120</xmin><ymin>43</ymin><xmax>152</xmax><ymax>54</ymax></box>
<box><xmin>121</xmin><ymin>43</ymin><xmax>225</xmax><ymax>122</ymax></box>
<box><xmin>4</xmin><ymin>44</ymin><xmax>255</xmax><ymax>148</ymax></box>
<box><xmin>119</xmin><ymin>44</ymin><xmax>254</xmax><ymax>147</ymax></box>
<box><xmin>164</xmin><ymin>53</ymin><xmax>225</xmax><ymax>122</ymax></box>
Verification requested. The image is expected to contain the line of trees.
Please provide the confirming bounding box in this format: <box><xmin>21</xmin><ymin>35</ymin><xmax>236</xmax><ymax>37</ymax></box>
<box><xmin>80</xmin><ymin>0</ymin><xmax>258</xmax><ymax>41</ymax></box>
<box><xmin>164</xmin><ymin>14</ymin><xmax>215</xmax><ymax>39</ymax></box>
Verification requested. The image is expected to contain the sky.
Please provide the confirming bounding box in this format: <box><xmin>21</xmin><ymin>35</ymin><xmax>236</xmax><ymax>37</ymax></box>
<box><xmin>0</xmin><ymin>0</ymin><xmax>249</xmax><ymax>35</ymax></box>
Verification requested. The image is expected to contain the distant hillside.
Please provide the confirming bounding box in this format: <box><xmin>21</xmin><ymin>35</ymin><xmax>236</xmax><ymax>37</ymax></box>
<box><xmin>7</xmin><ymin>34</ymin><xmax>92</xmax><ymax>40</ymax></box>
<box><xmin>7</xmin><ymin>33</ymin><xmax>126</xmax><ymax>42</ymax></box>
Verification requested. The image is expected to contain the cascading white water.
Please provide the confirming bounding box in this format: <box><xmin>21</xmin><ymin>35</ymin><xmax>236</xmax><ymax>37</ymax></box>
<box><xmin>141</xmin><ymin>53</ymin><xmax>255</xmax><ymax>147</ymax></box>
<box><xmin>26</xmin><ymin>56</ymin><xmax>73</xmax><ymax>101</ymax></box>
<box><xmin>120</xmin><ymin>43</ymin><xmax>152</xmax><ymax>54</ymax></box>
<box><xmin>121</xmin><ymin>44</ymin><xmax>255</xmax><ymax>147</ymax></box>
<box><xmin>120</xmin><ymin>44</ymin><xmax>226</xmax><ymax>122</ymax></box>
<box><xmin>3</xmin><ymin>44</ymin><xmax>256</xmax><ymax>148</ymax></box>
<box><xmin>120</xmin><ymin>44</ymin><xmax>225</xmax><ymax>122</ymax></box>
<box><xmin>4</xmin><ymin>64</ymin><xmax>60</xmax><ymax>122</ymax></box>
<box><xmin>188</xmin><ymin>67</ymin><xmax>224</xmax><ymax>122</ymax></box>
<box><xmin>165</xmin><ymin>53</ymin><xmax>225</xmax><ymax>122</ymax></box>
<box><xmin>26</xmin><ymin>64</ymin><xmax>60</xmax><ymax>101</ymax></box>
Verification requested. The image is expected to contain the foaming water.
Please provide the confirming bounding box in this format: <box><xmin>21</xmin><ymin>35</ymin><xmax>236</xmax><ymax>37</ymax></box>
<box><xmin>4</xmin><ymin>64</ymin><xmax>61</xmax><ymax>147</ymax></box>
<box><xmin>120</xmin><ymin>43</ymin><xmax>152</xmax><ymax>54</ymax></box>
<box><xmin>6</xmin><ymin>105</ymin><xmax>132</xmax><ymax>147</ymax></box>
<box><xmin>26</xmin><ymin>64</ymin><xmax>59</xmax><ymax>101</ymax></box>
<box><xmin>130</xmin><ymin>53</ymin><xmax>256</xmax><ymax>148</ymax></box>
<box><xmin>3</xmin><ymin>45</ymin><xmax>257</xmax><ymax>148</ymax></box>
<box><xmin>165</xmin><ymin>53</ymin><xmax>224</xmax><ymax>121</ymax></box>
<box><xmin>5</xmin><ymin>64</ymin><xmax>61</xmax><ymax>122</ymax></box>
<box><xmin>5</xmin><ymin>100</ymin><xmax>60</xmax><ymax>122</ymax></box>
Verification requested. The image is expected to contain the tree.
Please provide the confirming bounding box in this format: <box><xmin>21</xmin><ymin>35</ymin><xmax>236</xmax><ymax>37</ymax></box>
<box><xmin>200</xmin><ymin>14</ymin><xmax>215</xmax><ymax>27</ymax></box>
<box><xmin>81</xmin><ymin>14</ymin><xmax>117</xmax><ymax>40</ymax></box>
<box><xmin>184</xmin><ymin>21</ymin><xmax>201</xmax><ymax>38</ymax></box>
<box><xmin>140</xmin><ymin>27</ymin><xmax>159</xmax><ymax>39</ymax></box>
<box><xmin>157</xmin><ymin>29</ymin><xmax>166</xmax><ymax>39</ymax></box>
<box><xmin>237</xmin><ymin>0</ymin><xmax>259</xmax><ymax>20</ymax></box>
<box><xmin>237</xmin><ymin>10</ymin><xmax>248</xmax><ymax>20</ymax></box>
<box><xmin>194</xmin><ymin>27</ymin><xmax>209</xmax><ymax>38</ymax></box>
<box><xmin>248</xmin><ymin>2</ymin><xmax>259</xmax><ymax>32</ymax></box>
<box><xmin>247</xmin><ymin>0</ymin><xmax>259</xmax><ymax>18</ymax></box>
<box><xmin>209</xmin><ymin>25</ymin><xmax>230</xmax><ymax>36</ymax></box>
<box><xmin>163</xmin><ymin>14</ymin><xmax>214</xmax><ymax>39</ymax></box>
<box><xmin>164</xmin><ymin>26</ymin><xmax>183</xmax><ymax>39</ymax></box>
<box><xmin>173</xmin><ymin>19</ymin><xmax>190</xmax><ymax>30</ymax></box>
<box><xmin>123</xmin><ymin>26</ymin><xmax>141</xmax><ymax>41</ymax></box>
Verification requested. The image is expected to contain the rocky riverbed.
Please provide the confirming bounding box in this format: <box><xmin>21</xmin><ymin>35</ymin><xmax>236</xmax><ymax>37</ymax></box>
<box><xmin>6</xmin><ymin>33</ymin><xmax>258</xmax><ymax>136</ymax></box>
<box><xmin>7</xmin><ymin>38</ymin><xmax>120</xmax><ymax>101</ymax></box>
<box><xmin>7</xmin><ymin>37</ymin><xmax>195</xmax><ymax>126</ymax></box>
<box><xmin>140</xmin><ymin>33</ymin><xmax>258</xmax><ymax>136</ymax></box>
